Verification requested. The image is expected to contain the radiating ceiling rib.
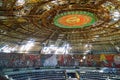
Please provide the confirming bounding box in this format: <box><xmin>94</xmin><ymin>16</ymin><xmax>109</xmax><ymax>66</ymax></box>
<box><xmin>0</xmin><ymin>21</ymin><xmax>52</xmax><ymax>38</ymax></box>
<box><xmin>94</xmin><ymin>0</ymin><xmax>108</xmax><ymax>8</ymax></box>
<box><xmin>29</xmin><ymin>1</ymin><xmax>52</xmax><ymax>15</ymax></box>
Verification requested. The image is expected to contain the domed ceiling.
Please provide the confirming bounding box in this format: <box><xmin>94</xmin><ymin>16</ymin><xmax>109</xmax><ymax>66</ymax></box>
<box><xmin>0</xmin><ymin>0</ymin><xmax>120</xmax><ymax>54</ymax></box>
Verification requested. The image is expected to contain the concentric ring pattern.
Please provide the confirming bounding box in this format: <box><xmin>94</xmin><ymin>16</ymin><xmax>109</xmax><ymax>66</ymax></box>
<box><xmin>54</xmin><ymin>11</ymin><xmax>97</xmax><ymax>28</ymax></box>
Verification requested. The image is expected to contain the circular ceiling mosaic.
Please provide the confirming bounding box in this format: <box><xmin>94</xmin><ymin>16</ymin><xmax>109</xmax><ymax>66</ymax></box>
<box><xmin>54</xmin><ymin>11</ymin><xmax>97</xmax><ymax>28</ymax></box>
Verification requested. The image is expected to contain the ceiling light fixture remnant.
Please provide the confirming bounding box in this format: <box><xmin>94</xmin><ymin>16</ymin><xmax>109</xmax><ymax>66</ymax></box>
<box><xmin>111</xmin><ymin>10</ymin><xmax>120</xmax><ymax>21</ymax></box>
<box><xmin>115</xmin><ymin>24</ymin><xmax>119</xmax><ymax>28</ymax></box>
<box><xmin>51</xmin><ymin>0</ymin><xmax>58</xmax><ymax>5</ymax></box>
<box><xmin>16</xmin><ymin>0</ymin><xmax>25</xmax><ymax>6</ymax></box>
<box><xmin>83</xmin><ymin>52</ymin><xmax>88</xmax><ymax>55</ymax></box>
<box><xmin>58</xmin><ymin>0</ymin><xmax>67</xmax><ymax>5</ymax></box>
<box><xmin>83</xmin><ymin>56</ymin><xmax>86</xmax><ymax>59</ymax></box>
<box><xmin>115</xmin><ymin>46</ymin><xmax>120</xmax><ymax>52</ymax></box>
<box><xmin>84</xmin><ymin>44</ymin><xmax>92</xmax><ymax>49</ymax></box>
<box><xmin>113</xmin><ymin>10</ymin><xmax>120</xmax><ymax>17</ymax></box>
<box><xmin>80</xmin><ymin>59</ymin><xmax>83</xmax><ymax>62</ymax></box>
<box><xmin>94</xmin><ymin>35</ymin><xmax>99</xmax><ymax>38</ymax></box>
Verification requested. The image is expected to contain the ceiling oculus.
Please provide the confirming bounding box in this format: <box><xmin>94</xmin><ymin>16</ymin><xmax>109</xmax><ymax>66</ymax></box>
<box><xmin>54</xmin><ymin>11</ymin><xmax>97</xmax><ymax>28</ymax></box>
